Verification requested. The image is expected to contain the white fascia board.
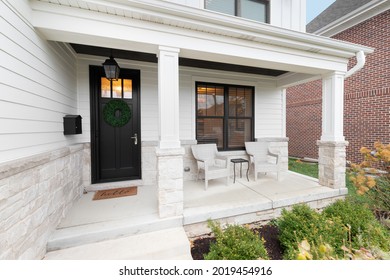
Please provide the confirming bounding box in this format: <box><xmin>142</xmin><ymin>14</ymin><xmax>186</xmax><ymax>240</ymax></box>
<box><xmin>31</xmin><ymin>0</ymin><xmax>374</xmax><ymax>58</ymax></box>
<box><xmin>31</xmin><ymin>5</ymin><xmax>351</xmax><ymax>74</ymax></box>
<box><xmin>314</xmin><ymin>0</ymin><xmax>390</xmax><ymax>37</ymax></box>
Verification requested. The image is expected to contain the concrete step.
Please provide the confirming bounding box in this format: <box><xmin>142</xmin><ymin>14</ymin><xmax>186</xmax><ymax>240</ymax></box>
<box><xmin>44</xmin><ymin>227</ymin><xmax>193</xmax><ymax>260</ymax></box>
<box><xmin>47</xmin><ymin>214</ymin><xmax>183</xmax><ymax>252</ymax></box>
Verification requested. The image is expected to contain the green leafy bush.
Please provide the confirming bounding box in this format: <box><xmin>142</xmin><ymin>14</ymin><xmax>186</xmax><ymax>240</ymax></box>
<box><xmin>204</xmin><ymin>221</ymin><xmax>269</xmax><ymax>260</ymax></box>
<box><xmin>372</xmin><ymin>177</ymin><xmax>390</xmax><ymax>212</ymax></box>
<box><xmin>323</xmin><ymin>199</ymin><xmax>390</xmax><ymax>251</ymax></box>
<box><xmin>349</xmin><ymin>142</ymin><xmax>390</xmax><ymax>228</ymax></box>
<box><xmin>366</xmin><ymin>177</ymin><xmax>390</xmax><ymax>228</ymax></box>
<box><xmin>277</xmin><ymin>204</ymin><xmax>348</xmax><ymax>259</ymax></box>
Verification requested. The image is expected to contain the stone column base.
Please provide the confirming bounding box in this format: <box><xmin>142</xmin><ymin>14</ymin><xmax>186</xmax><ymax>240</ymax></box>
<box><xmin>317</xmin><ymin>140</ymin><xmax>349</xmax><ymax>189</ymax></box>
<box><xmin>156</xmin><ymin>147</ymin><xmax>185</xmax><ymax>218</ymax></box>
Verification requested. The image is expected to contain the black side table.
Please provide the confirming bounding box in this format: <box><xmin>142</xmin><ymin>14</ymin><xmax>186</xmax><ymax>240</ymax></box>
<box><xmin>230</xmin><ymin>158</ymin><xmax>249</xmax><ymax>183</ymax></box>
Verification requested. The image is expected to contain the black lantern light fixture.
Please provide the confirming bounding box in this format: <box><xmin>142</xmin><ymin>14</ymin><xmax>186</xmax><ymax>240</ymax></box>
<box><xmin>103</xmin><ymin>55</ymin><xmax>120</xmax><ymax>80</ymax></box>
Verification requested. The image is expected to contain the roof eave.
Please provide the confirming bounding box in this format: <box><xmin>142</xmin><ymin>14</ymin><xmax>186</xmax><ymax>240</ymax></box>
<box><xmin>49</xmin><ymin>0</ymin><xmax>374</xmax><ymax>58</ymax></box>
<box><xmin>313</xmin><ymin>0</ymin><xmax>390</xmax><ymax>37</ymax></box>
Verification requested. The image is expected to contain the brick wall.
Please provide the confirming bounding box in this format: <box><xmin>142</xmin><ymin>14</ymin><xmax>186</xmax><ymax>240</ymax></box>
<box><xmin>286</xmin><ymin>10</ymin><xmax>390</xmax><ymax>164</ymax></box>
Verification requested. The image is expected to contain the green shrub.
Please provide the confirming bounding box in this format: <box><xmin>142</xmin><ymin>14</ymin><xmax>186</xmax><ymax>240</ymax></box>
<box><xmin>277</xmin><ymin>204</ymin><xmax>348</xmax><ymax>259</ymax></box>
<box><xmin>204</xmin><ymin>221</ymin><xmax>269</xmax><ymax>260</ymax></box>
<box><xmin>367</xmin><ymin>177</ymin><xmax>390</xmax><ymax>216</ymax></box>
<box><xmin>323</xmin><ymin>199</ymin><xmax>390</xmax><ymax>251</ymax></box>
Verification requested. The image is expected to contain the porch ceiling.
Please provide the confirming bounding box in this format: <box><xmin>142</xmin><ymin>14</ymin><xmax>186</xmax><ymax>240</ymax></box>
<box><xmin>30</xmin><ymin>0</ymin><xmax>374</xmax><ymax>76</ymax></box>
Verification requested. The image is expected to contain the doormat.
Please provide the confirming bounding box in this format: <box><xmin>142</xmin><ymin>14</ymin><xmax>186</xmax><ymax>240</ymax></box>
<box><xmin>93</xmin><ymin>186</ymin><xmax>137</xmax><ymax>200</ymax></box>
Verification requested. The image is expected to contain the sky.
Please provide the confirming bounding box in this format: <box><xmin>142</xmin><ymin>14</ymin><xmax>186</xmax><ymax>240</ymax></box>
<box><xmin>306</xmin><ymin>0</ymin><xmax>336</xmax><ymax>23</ymax></box>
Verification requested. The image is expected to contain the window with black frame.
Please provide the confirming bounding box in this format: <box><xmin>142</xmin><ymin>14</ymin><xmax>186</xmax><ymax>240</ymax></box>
<box><xmin>205</xmin><ymin>0</ymin><xmax>269</xmax><ymax>23</ymax></box>
<box><xmin>196</xmin><ymin>82</ymin><xmax>254</xmax><ymax>150</ymax></box>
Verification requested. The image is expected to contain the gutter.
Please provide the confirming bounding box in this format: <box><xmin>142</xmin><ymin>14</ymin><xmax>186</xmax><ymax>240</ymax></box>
<box><xmin>345</xmin><ymin>50</ymin><xmax>366</xmax><ymax>78</ymax></box>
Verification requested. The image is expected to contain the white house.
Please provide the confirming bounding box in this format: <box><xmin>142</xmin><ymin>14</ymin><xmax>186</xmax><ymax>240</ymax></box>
<box><xmin>0</xmin><ymin>0</ymin><xmax>373</xmax><ymax>259</ymax></box>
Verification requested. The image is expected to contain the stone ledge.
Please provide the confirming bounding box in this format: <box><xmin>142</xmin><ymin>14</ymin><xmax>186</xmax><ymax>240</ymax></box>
<box><xmin>142</xmin><ymin>140</ymin><xmax>197</xmax><ymax>147</ymax></box>
<box><xmin>155</xmin><ymin>147</ymin><xmax>185</xmax><ymax>157</ymax></box>
<box><xmin>256</xmin><ymin>137</ymin><xmax>289</xmax><ymax>142</ymax></box>
<box><xmin>317</xmin><ymin>140</ymin><xmax>349</xmax><ymax>147</ymax></box>
<box><xmin>180</xmin><ymin>140</ymin><xmax>197</xmax><ymax>145</ymax></box>
<box><xmin>142</xmin><ymin>141</ymin><xmax>159</xmax><ymax>147</ymax></box>
<box><xmin>0</xmin><ymin>144</ymin><xmax>86</xmax><ymax>180</ymax></box>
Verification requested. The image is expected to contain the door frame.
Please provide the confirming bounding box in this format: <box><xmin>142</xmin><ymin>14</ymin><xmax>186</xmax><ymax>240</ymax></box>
<box><xmin>89</xmin><ymin>65</ymin><xmax>141</xmax><ymax>184</ymax></box>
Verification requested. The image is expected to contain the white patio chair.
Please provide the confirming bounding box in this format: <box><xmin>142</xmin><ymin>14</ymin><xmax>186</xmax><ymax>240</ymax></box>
<box><xmin>191</xmin><ymin>144</ymin><xmax>229</xmax><ymax>190</ymax></box>
<box><xmin>245</xmin><ymin>141</ymin><xmax>281</xmax><ymax>181</ymax></box>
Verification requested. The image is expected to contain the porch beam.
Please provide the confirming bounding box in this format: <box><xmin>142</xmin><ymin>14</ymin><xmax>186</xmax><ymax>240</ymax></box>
<box><xmin>157</xmin><ymin>46</ymin><xmax>180</xmax><ymax>149</ymax></box>
<box><xmin>277</xmin><ymin>72</ymin><xmax>320</xmax><ymax>88</ymax></box>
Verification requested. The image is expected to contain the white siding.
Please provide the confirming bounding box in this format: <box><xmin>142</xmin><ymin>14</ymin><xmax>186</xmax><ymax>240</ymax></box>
<box><xmin>178</xmin><ymin>71</ymin><xmax>195</xmax><ymax>140</ymax></box>
<box><xmin>270</xmin><ymin>0</ymin><xmax>306</xmax><ymax>32</ymax></box>
<box><xmin>0</xmin><ymin>0</ymin><xmax>78</xmax><ymax>163</ymax></box>
<box><xmin>255</xmin><ymin>87</ymin><xmax>284</xmax><ymax>138</ymax></box>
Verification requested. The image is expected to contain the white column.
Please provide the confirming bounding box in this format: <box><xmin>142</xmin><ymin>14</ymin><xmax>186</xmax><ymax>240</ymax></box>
<box><xmin>321</xmin><ymin>71</ymin><xmax>345</xmax><ymax>142</ymax></box>
<box><xmin>318</xmin><ymin>71</ymin><xmax>348</xmax><ymax>189</ymax></box>
<box><xmin>158</xmin><ymin>46</ymin><xmax>180</xmax><ymax>149</ymax></box>
<box><xmin>156</xmin><ymin>46</ymin><xmax>184</xmax><ymax>218</ymax></box>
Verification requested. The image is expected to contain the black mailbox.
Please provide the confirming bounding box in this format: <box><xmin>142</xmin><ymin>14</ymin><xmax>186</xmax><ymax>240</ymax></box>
<box><xmin>63</xmin><ymin>115</ymin><xmax>82</xmax><ymax>135</ymax></box>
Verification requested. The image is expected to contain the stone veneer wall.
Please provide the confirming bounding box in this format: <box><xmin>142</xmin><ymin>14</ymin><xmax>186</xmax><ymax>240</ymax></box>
<box><xmin>182</xmin><ymin>140</ymin><xmax>198</xmax><ymax>181</ymax></box>
<box><xmin>141</xmin><ymin>141</ymin><xmax>159</xmax><ymax>186</ymax></box>
<box><xmin>317</xmin><ymin>141</ymin><xmax>348</xmax><ymax>189</ymax></box>
<box><xmin>0</xmin><ymin>144</ymin><xmax>86</xmax><ymax>259</ymax></box>
<box><xmin>142</xmin><ymin>140</ymin><xmax>198</xmax><ymax>186</ymax></box>
<box><xmin>256</xmin><ymin>137</ymin><xmax>289</xmax><ymax>171</ymax></box>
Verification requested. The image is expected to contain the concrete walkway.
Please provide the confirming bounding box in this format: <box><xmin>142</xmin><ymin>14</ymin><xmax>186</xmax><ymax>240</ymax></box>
<box><xmin>44</xmin><ymin>227</ymin><xmax>192</xmax><ymax>260</ymax></box>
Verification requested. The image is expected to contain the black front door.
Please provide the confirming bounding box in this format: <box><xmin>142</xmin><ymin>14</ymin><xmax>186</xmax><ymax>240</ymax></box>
<box><xmin>90</xmin><ymin>66</ymin><xmax>141</xmax><ymax>183</ymax></box>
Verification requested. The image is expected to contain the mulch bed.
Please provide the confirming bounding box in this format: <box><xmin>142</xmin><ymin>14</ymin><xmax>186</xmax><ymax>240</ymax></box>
<box><xmin>190</xmin><ymin>224</ymin><xmax>283</xmax><ymax>260</ymax></box>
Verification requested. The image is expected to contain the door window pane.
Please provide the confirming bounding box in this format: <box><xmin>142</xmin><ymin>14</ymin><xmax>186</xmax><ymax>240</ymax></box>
<box><xmin>205</xmin><ymin>0</ymin><xmax>235</xmax><ymax>16</ymax></box>
<box><xmin>101</xmin><ymin>78</ymin><xmax>111</xmax><ymax>98</ymax></box>
<box><xmin>112</xmin><ymin>79</ymin><xmax>122</xmax><ymax>98</ymax></box>
<box><xmin>123</xmin><ymin>79</ymin><xmax>133</xmax><ymax>99</ymax></box>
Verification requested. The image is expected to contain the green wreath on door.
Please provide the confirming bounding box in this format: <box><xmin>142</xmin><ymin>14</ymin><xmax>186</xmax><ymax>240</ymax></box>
<box><xmin>103</xmin><ymin>100</ymin><xmax>132</xmax><ymax>127</ymax></box>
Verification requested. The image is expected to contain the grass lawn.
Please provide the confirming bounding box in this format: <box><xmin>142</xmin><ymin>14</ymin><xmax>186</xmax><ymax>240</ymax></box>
<box><xmin>288</xmin><ymin>157</ymin><xmax>368</xmax><ymax>202</ymax></box>
<box><xmin>288</xmin><ymin>158</ymin><xmax>318</xmax><ymax>178</ymax></box>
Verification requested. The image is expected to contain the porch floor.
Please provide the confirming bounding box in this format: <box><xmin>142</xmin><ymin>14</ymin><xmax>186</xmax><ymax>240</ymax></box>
<box><xmin>45</xmin><ymin>171</ymin><xmax>347</xmax><ymax>259</ymax></box>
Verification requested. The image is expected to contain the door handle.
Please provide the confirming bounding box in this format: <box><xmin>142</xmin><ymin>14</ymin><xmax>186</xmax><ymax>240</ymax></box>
<box><xmin>131</xmin><ymin>133</ymin><xmax>138</xmax><ymax>145</ymax></box>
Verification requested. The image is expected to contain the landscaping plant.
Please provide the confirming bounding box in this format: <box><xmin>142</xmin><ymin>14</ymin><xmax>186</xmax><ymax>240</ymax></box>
<box><xmin>277</xmin><ymin>201</ymin><xmax>390</xmax><ymax>260</ymax></box>
<box><xmin>204</xmin><ymin>220</ymin><xmax>269</xmax><ymax>260</ymax></box>
<box><xmin>323</xmin><ymin>199</ymin><xmax>390</xmax><ymax>252</ymax></box>
<box><xmin>349</xmin><ymin>142</ymin><xmax>390</xmax><ymax>228</ymax></box>
<box><xmin>277</xmin><ymin>204</ymin><xmax>348</xmax><ymax>259</ymax></box>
